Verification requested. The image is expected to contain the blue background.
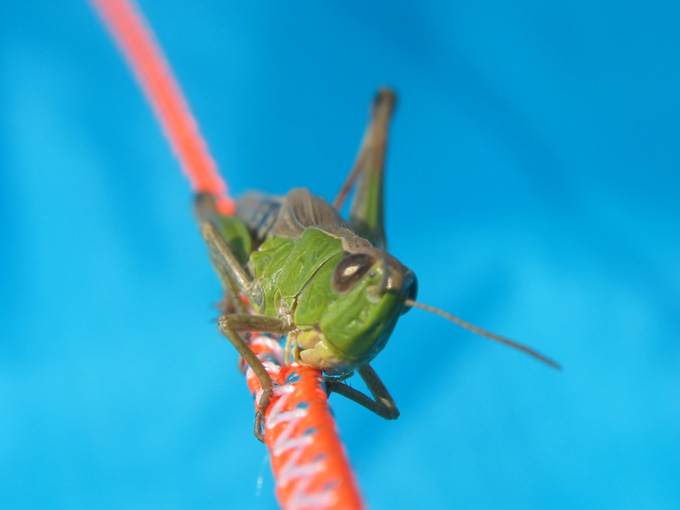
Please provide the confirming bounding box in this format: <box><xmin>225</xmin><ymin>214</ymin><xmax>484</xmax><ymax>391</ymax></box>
<box><xmin>2</xmin><ymin>1</ymin><xmax>679</xmax><ymax>508</ymax></box>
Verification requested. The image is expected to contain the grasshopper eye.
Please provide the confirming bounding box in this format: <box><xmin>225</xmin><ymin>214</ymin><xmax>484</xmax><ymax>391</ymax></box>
<box><xmin>332</xmin><ymin>253</ymin><xmax>376</xmax><ymax>293</ymax></box>
<box><xmin>401</xmin><ymin>274</ymin><xmax>418</xmax><ymax>314</ymax></box>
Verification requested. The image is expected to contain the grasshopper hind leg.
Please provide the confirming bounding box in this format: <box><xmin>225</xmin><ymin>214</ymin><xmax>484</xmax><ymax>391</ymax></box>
<box><xmin>334</xmin><ymin>88</ymin><xmax>396</xmax><ymax>251</ymax></box>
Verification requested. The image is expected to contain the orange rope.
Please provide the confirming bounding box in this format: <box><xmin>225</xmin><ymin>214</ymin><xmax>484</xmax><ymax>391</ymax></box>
<box><xmin>91</xmin><ymin>1</ymin><xmax>365</xmax><ymax>507</ymax></box>
<box><xmin>247</xmin><ymin>335</ymin><xmax>365</xmax><ymax>509</ymax></box>
<box><xmin>90</xmin><ymin>0</ymin><xmax>235</xmax><ymax>215</ymax></box>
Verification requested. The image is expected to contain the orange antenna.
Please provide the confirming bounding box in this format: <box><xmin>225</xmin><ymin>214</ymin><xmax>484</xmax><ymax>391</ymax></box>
<box><xmin>91</xmin><ymin>0</ymin><xmax>235</xmax><ymax>215</ymax></box>
<box><xmin>91</xmin><ymin>1</ymin><xmax>366</xmax><ymax>507</ymax></box>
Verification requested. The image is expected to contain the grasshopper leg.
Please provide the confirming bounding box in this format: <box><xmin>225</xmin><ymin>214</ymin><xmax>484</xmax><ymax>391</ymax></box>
<box><xmin>326</xmin><ymin>363</ymin><xmax>399</xmax><ymax>420</ymax></box>
<box><xmin>199</xmin><ymin>218</ymin><xmax>293</xmax><ymax>442</ymax></box>
<box><xmin>200</xmin><ymin>223</ymin><xmax>251</xmax><ymax>300</ymax></box>
<box><xmin>334</xmin><ymin>88</ymin><xmax>396</xmax><ymax>250</ymax></box>
<box><xmin>218</xmin><ymin>314</ymin><xmax>291</xmax><ymax>442</ymax></box>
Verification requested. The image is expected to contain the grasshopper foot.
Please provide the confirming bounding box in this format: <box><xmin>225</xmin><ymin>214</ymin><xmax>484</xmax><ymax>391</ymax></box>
<box><xmin>254</xmin><ymin>387</ymin><xmax>274</xmax><ymax>443</ymax></box>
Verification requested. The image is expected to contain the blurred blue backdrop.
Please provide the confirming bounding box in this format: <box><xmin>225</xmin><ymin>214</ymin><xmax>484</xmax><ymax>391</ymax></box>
<box><xmin>2</xmin><ymin>1</ymin><xmax>679</xmax><ymax>508</ymax></box>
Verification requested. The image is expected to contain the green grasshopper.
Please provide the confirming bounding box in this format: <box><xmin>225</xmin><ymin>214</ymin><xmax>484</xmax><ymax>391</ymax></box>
<box><xmin>195</xmin><ymin>88</ymin><xmax>559</xmax><ymax>442</ymax></box>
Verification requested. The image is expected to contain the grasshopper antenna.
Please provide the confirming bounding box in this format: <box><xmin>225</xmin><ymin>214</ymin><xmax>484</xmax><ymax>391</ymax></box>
<box><xmin>404</xmin><ymin>299</ymin><xmax>561</xmax><ymax>370</ymax></box>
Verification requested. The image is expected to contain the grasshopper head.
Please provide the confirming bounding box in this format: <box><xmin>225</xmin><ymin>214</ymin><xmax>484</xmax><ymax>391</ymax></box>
<box><xmin>295</xmin><ymin>248</ymin><xmax>417</xmax><ymax>375</ymax></box>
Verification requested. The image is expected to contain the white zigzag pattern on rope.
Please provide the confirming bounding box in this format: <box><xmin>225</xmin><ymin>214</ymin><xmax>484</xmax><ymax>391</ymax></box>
<box><xmin>246</xmin><ymin>334</ymin><xmax>335</xmax><ymax>510</ymax></box>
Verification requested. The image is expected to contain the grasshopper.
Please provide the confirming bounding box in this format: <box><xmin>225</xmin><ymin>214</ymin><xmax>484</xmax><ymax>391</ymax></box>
<box><xmin>195</xmin><ymin>88</ymin><xmax>558</xmax><ymax>442</ymax></box>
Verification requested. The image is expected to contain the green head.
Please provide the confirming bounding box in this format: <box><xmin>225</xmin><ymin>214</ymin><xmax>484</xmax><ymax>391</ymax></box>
<box><xmin>293</xmin><ymin>247</ymin><xmax>417</xmax><ymax>376</ymax></box>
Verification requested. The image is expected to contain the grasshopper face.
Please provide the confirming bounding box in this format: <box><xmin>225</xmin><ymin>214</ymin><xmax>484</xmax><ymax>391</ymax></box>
<box><xmin>294</xmin><ymin>248</ymin><xmax>417</xmax><ymax>376</ymax></box>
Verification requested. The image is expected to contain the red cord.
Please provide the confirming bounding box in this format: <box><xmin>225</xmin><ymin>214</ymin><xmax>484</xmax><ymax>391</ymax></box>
<box><xmin>91</xmin><ymin>1</ymin><xmax>366</xmax><ymax>507</ymax></box>
<box><xmin>91</xmin><ymin>0</ymin><xmax>235</xmax><ymax>215</ymax></box>
<box><xmin>247</xmin><ymin>335</ymin><xmax>365</xmax><ymax>509</ymax></box>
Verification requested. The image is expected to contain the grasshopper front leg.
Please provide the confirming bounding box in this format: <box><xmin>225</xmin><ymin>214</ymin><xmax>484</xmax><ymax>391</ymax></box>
<box><xmin>200</xmin><ymin>221</ymin><xmax>293</xmax><ymax>442</ymax></box>
<box><xmin>326</xmin><ymin>364</ymin><xmax>399</xmax><ymax>420</ymax></box>
<box><xmin>218</xmin><ymin>314</ymin><xmax>292</xmax><ymax>442</ymax></box>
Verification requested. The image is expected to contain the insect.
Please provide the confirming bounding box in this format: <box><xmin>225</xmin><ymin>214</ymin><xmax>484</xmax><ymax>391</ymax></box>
<box><xmin>195</xmin><ymin>88</ymin><xmax>560</xmax><ymax>442</ymax></box>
